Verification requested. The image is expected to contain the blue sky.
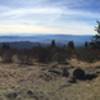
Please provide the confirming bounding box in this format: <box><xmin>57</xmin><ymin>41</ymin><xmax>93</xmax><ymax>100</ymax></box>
<box><xmin>0</xmin><ymin>0</ymin><xmax>99</xmax><ymax>35</ymax></box>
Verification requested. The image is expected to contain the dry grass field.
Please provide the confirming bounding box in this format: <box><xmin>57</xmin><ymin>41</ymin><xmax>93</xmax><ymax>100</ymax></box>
<box><xmin>0</xmin><ymin>44</ymin><xmax>100</xmax><ymax>100</ymax></box>
<box><xmin>0</xmin><ymin>58</ymin><xmax>99</xmax><ymax>100</ymax></box>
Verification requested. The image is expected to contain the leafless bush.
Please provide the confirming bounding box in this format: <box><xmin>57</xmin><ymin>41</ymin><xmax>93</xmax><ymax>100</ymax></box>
<box><xmin>0</xmin><ymin>43</ymin><xmax>13</xmax><ymax>63</ymax></box>
<box><xmin>1</xmin><ymin>50</ymin><xmax>13</xmax><ymax>63</ymax></box>
<box><xmin>0</xmin><ymin>41</ymin><xmax>75</xmax><ymax>64</ymax></box>
<box><xmin>16</xmin><ymin>55</ymin><xmax>32</xmax><ymax>65</ymax></box>
<box><xmin>14</xmin><ymin>49</ymin><xmax>33</xmax><ymax>65</ymax></box>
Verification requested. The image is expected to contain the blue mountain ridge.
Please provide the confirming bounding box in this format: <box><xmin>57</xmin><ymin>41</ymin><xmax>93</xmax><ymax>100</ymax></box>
<box><xmin>0</xmin><ymin>34</ymin><xmax>93</xmax><ymax>47</ymax></box>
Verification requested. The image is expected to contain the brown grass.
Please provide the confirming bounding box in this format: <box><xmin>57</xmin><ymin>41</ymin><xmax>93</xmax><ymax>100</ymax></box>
<box><xmin>0</xmin><ymin>44</ymin><xmax>99</xmax><ymax>100</ymax></box>
<box><xmin>0</xmin><ymin>60</ymin><xmax>99</xmax><ymax>100</ymax></box>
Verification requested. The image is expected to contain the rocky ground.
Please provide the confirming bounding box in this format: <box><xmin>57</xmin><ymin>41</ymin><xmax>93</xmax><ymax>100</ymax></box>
<box><xmin>0</xmin><ymin>59</ymin><xmax>100</xmax><ymax>100</ymax></box>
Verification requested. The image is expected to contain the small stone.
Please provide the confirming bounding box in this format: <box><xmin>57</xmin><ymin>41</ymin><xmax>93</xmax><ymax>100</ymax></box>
<box><xmin>27</xmin><ymin>90</ymin><xmax>33</xmax><ymax>96</ymax></box>
<box><xmin>73</xmin><ymin>68</ymin><xmax>86</xmax><ymax>80</ymax></box>
<box><xmin>62</xmin><ymin>68</ymin><xmax>69</xmax><ymax>77</ymax></box>
<box><xmin>6</xmin><ymin>92</ymin><xmax>18</xmax><ymax>99</ymax></box>
<box><xmin>68</xmin><ymin>77</ymin><xmax>77</xmax><ymax>83</ymax></box>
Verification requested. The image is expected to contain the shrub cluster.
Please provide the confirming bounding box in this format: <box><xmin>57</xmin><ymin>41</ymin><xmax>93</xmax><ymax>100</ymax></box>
<box><xmin>0</xmin><ymin>41</ymin><xmax>76</xmax><ymax>64</ymax></box>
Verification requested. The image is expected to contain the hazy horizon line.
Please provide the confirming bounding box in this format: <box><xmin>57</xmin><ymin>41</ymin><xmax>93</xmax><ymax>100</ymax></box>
<box><xmin>0</xmin><ymin>33</ymin><xmax>94</xmax><ymax>37</ymax></box>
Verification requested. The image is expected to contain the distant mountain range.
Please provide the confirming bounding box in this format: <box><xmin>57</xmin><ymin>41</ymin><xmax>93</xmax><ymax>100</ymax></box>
<box><xmin>0</xmin><ymin>35</ymin><xmax>93</xmax><ymax>48</ymax></box>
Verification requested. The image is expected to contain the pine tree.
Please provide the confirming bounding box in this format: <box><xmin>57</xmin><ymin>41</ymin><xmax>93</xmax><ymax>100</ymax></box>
<box><xmin>94</xmin><ymin>21</ymin><xmax>100</xmax><ymax>40</ymax></box>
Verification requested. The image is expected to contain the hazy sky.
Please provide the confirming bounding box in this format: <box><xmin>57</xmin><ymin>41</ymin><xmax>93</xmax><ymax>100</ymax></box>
<box><xmin>0</xmin><ymin>0</ymin><xmax>99</xmax><ymax>35</ymax></box>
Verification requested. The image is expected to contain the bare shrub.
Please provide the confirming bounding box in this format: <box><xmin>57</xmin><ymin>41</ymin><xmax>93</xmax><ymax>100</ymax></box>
<box><xmin>16</xmin><ymin>54</ymin><xmax>33</xmax><ymax>65</ymax></box>
<box><xmin>14</xmin><ymin>49</ymin><xmax>33</xmax><ymax>65</ymax></box>
<box><xmin>37</xmin><ymin>47</ymin><xmax>51</xmax><ymax>63</ymax></box>
<box><xmin>1</xmin><ymin>50</ymin><xmax>13</xmax><ymax>63</ymax></box>
<box><xmin>0</xmin><ymin>43</ymin><xmax>13</xmax><ymax>63</ymax></box>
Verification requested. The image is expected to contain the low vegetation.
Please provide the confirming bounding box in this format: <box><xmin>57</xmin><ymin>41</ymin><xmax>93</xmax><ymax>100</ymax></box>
<box><xmin>0</xmin><ymin>39</ymin><xmax>100</xmax><ymax>65</ymax></box>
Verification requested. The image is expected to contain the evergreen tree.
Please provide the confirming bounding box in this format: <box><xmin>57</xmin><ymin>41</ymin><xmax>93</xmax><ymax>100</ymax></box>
<box><xmin>94</xmin><ymin>21</ymin><xmax>100</xmax><ymax>40</ymax></box>
<box><xmin>51</xmin><ymin>40</ymin><xmax>56</xmax><ymax>47</ymax></box>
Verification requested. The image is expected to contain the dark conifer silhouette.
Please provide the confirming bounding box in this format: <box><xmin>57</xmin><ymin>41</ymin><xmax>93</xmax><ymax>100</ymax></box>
<box><xmin>2</xmin><ymin>43</ymin><xmax>10</xmax><ymax>50</ymax></box>
<box><xmin>85</xmin><ymin>42</ymin><xmax>88</xmax><ymax>48</ymax></box>
<box><xmin>67</xmin><ymin>41</ymin><xmax>75</xmax><ymax>49</ymax></box>
<box><xmin>93</xmin><ymin>21</ymin><xmax>100</xmax><ymax>41</ymax></box>
<box><xmin>51</xmin><ymin>40</ymin><xmax>56</xmax><ymax>47</ymax></box>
